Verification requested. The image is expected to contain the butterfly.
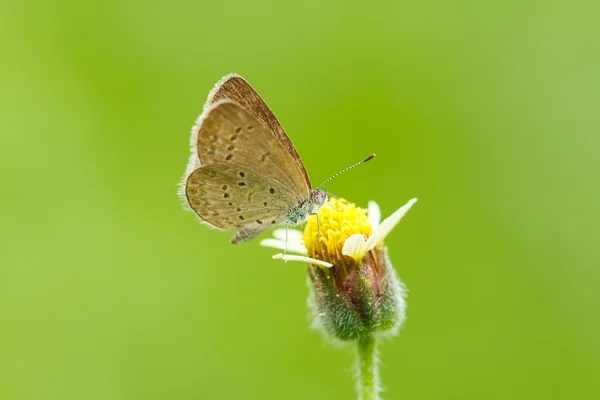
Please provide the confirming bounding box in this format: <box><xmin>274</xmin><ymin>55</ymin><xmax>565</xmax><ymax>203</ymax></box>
<box><xmin>180</xmin><ymin>74</ymin><xmax>373</xmax><ymax>244</ymax></box>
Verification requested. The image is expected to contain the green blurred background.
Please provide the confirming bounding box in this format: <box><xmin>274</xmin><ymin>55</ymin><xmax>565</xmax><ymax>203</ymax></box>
<box><xmin>1</xmin><ymin>1</ymin><xmax>599</xmax><ymax>399</ymax></box>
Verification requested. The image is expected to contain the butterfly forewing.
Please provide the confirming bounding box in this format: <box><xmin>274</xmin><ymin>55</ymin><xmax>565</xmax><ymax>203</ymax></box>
<box><xmin>206</xmin><ymin>74</ymin><xmax>311</xmax><ymax>189</ymax></box>
<box><xmin>194</xmin><ymin>100</ymin><xmax>310</xmax><ymax>198</ymax></box>
<box><xmin>185</xmin><ymin>163</ymin><xmax>296</xmax><ymax>240</ymax></box>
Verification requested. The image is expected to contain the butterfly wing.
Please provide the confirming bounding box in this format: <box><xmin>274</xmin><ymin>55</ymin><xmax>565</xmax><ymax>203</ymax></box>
<box><xmin>191</xmin><ymin>99</ymin><xmax>310</xmax><ymax>198</ymax></box>
<box><xmin>185</xmin><ymin>163</ymin><xmax>297</xmax><ymax>243</ymax></box>
<box><xmin>205</xmin><ymin>74</ymin><xmax>311</xmax><ymax>189</ymax></box>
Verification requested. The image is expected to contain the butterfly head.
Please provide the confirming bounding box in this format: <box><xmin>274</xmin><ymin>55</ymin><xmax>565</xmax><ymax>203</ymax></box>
<box><xmin>310</xmin><ymin>188</ymin><xmax>328</xmax><ymax>211</ymax></box>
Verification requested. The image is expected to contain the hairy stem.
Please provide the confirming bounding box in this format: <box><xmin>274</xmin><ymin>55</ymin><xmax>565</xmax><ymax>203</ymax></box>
<box><xmin>356</xmin><ymin>335</ymin><xmax>380</xmax><ymax>400</ymax></box>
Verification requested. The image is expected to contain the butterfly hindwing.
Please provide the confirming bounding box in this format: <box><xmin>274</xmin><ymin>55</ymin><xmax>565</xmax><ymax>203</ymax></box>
<box><xmin>185</xmin><ymin>163</ymin><xmax>296</xmax><ymax>237</ymax></box>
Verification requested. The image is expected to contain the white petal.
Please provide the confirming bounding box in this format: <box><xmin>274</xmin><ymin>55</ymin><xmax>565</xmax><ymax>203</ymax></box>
<box><xmin>377</xmin><ymin>198</ymin><xmax>417</xmax><ymax>246</ymax></box>
<box><xmin>272</xmin><ymin>253</ymin><xmax>333</xmax><ymax>268</ymax></box>
<box><xmin>270</xmin><ymin>228</ymin><xmax>304</xmax><ymax>250</ymax></box>
<box><xmin>342</xmin><ymin>233</ymin><xmax>368</xmax><ymax>262</ymax></box>
<box><xmin>364</xmin><ymin>232</ymin><xmax>381</xmax><ymax>252</ymax></box>
<box><xmin>259</xmin><ymin>239</ymin><xmax>307</xmax><ymax>255</ymax></box>
<box><xmin>273</xmin><ymin>228</ymin><xmax>304</xmax><ymax>242</ymax></box>
<box><xmin>368</xmin><ymin>200</ymin><xmax>381</xmax><ymax>231</ymax></box>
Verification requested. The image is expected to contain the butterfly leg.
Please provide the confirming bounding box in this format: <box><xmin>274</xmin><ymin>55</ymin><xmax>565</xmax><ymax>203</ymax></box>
<box><xmin>309</xmin><ymin>213</ymin><xmax>322</xmax><ymax>239</ymax></box>
<box><xmin>284</xmin><ymin>223</ymin><xmax>289</xmax><ymax>255</ymax></box>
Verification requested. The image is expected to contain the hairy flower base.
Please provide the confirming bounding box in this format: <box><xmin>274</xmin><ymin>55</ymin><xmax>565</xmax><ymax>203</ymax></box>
<box><xmin>309</xmin><ymin>246</ymin><xmax>406</xmax><ymax>341</ymax></box>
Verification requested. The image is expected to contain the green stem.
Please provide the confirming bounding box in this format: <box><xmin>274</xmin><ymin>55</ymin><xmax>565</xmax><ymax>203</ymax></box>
<box><xmin>356</xmin><ymin>335</ymin><xmax>380</xmax><ymax>400</ymax></box>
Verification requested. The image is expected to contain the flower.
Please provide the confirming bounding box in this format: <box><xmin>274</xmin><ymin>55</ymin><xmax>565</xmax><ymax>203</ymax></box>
<box><xmin>260</xmin><ymin>197</ymin><xmax>417</xmax><ymax>341</ymax></box>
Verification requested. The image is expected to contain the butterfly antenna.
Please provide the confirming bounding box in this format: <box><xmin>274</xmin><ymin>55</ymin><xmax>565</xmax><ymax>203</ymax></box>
<box><xmin>318</xmin><ymin>154</ymin><xmax>376</xmax><ymax>189</ymax></box>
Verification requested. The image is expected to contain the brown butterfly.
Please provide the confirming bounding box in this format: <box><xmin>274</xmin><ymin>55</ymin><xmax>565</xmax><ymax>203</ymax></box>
<box><xmin>180</xmin><ymin>74</ymin><xmax>373</xmax><ymax>244</ymax></box>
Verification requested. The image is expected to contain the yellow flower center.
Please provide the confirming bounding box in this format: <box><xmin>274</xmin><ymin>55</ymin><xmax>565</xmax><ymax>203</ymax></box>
<box><xmin>303</xmin><ymin>198</ymin><xmax>372</xmax><ymax>265</ymax></box>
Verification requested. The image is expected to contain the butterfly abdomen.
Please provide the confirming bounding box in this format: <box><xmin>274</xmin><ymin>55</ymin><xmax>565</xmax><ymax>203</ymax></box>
<box><xmin>230</xmin><ymin>228</ymin><xmax>262</xmax><ymax>244</ymax></box>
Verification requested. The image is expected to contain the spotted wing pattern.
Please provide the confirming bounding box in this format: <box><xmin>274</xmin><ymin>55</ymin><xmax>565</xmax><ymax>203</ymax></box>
<box><xmin>185</xmin><ymin>164</ymin><xmax>297</xmax><ymax>243</ymax></box>
<box><xmin>206</xmin><ymin>74</ymin><xmax>312</xmax><ymax>190</ymax></box>
<box><xmin>193</xmin><ymin>99</ymin><xmax>310</xmax><ymax>199</ymax></box>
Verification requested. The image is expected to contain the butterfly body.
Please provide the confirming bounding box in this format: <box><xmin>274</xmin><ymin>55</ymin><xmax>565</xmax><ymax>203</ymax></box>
<box><xmin>286</xmin><ymin>188</ymin><xmax>327</xmax><ymax>226</ymax></box>
<box><xmin>180</xmin><ymin>74</ymin><xmax>328</xmax><ymax>244</ymax></box>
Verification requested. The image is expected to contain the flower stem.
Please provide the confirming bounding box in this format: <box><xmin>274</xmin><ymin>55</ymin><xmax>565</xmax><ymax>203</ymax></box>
<box><xmin>356</xmin><ymin>335</ymin><xmax>380</xmax><ymax>400</ymax></box>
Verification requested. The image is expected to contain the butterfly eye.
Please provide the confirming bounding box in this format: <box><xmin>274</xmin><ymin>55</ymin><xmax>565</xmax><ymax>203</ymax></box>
<box><xmin>312</xmin><ymin>189</ymin><xmax>328</xmax><ymax>206</ymax></box>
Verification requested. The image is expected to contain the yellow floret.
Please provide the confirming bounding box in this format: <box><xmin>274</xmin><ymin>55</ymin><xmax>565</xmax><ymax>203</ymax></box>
<box><xmin>303</xmin><ymin>198</ymin><xmax>372</xmax><ymax>266</ymax></box>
